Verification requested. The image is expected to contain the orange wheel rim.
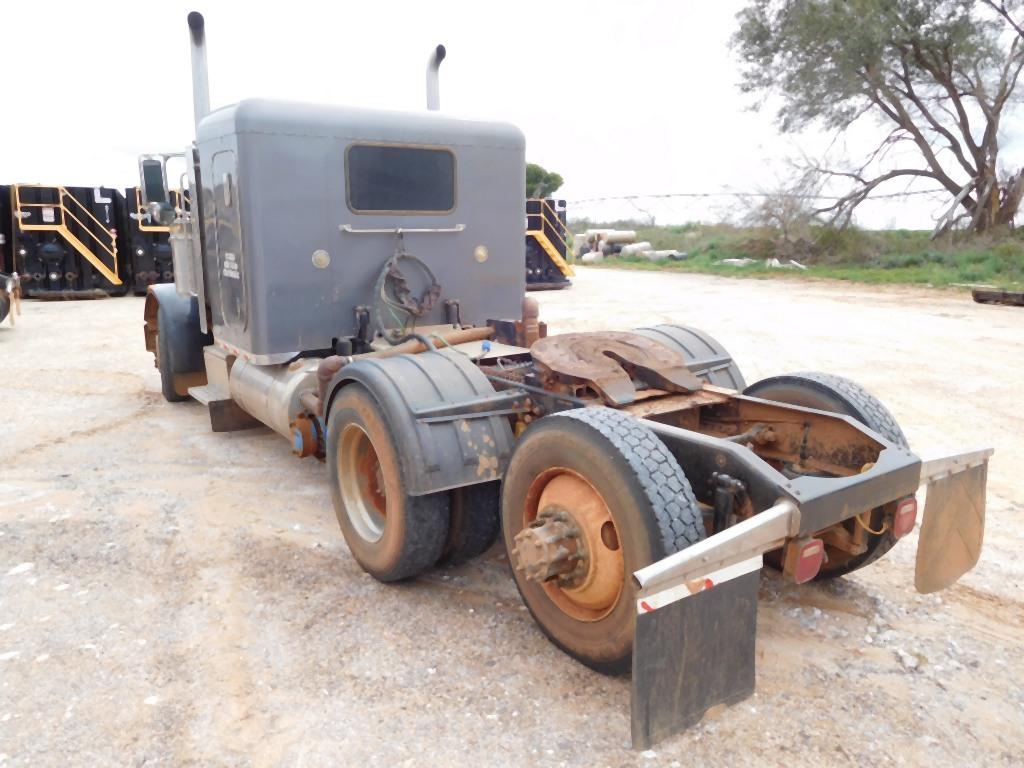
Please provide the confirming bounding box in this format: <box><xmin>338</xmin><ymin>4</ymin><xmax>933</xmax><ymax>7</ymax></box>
<box><xmin>338</xmin><ymin>423</ymin><xmax>387</xmax><ymax>542</ymax></box>
<box><xmin>523</xmin><ymin>468</ymin><xmax>624</xmax><ymax>622</ymax></box>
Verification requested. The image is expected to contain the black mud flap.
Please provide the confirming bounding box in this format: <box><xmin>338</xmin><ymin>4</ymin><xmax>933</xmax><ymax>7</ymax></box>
<box><xmin>630</xmin><ymin>562</ymin><xmax>760</xmax><ymax>750</ymax></box>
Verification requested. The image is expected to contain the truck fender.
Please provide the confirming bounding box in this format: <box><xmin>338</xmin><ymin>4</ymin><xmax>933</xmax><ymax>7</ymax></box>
<box><xmin>143</xmin><ymin>284</ymin><xmax>210</xmax><ymax>374</ymax></box>
<box><xmin>324</xmin><ymin>348</ymin><xmax>515</xmax><ymax>496</ymax></box>
<box><xmin>633</xmin><ymin>324</ymin><xmax>746</xmax><ymax>391</ymax></box>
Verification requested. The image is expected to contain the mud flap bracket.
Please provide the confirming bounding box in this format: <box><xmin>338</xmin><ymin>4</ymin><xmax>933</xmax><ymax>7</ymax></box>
<box><xmin>630</xmin><ymin>557</ymin><xmax>760</xmax><ymax>750</ymax></box>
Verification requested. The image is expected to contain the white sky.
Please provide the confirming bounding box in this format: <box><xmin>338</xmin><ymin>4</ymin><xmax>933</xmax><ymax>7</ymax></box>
<box><xmin>3</xmin><ymin>0</ymin><xmax>1021</xmax><ymax>229</ymax></box>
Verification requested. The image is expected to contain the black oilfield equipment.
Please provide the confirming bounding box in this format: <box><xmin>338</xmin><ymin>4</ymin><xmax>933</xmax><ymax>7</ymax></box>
<box><xmin>9</xmin><ymin>184</ymin><xmax>126</xmax><ymax>298</ymax></box>
<box><xmin>120</xmin><ymin>187</ymin><xmax>185</xmax><ymax>295</ymax></box>
<box><xmin>525</xmin><ymin>197</ymin><xmax>574</xmax><ymax>290</ymax></box>
<box><xmin>0</xmin><ymin>185</ymin><xmax>11</xmax><ymax>273</ymax></box>
<box><xmin>3</xmin><ymin>180</ymin><xmax>556</xmax><ymax>299</ymax></box>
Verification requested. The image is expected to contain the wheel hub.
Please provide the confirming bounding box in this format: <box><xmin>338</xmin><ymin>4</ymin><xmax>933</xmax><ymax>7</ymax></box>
<box><xmin>514</xmin><ymin>470</ymin><xmax>625</xmax><ymax>621</ymax></box>
<box><xmin>511</xmin><ymin>507</ymin><xmax>585</xmax><ymax>584</ymax></box>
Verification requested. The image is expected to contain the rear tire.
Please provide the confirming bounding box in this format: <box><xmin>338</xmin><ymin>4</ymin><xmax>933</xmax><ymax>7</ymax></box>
<box><xmin>502</xmin><ymin>408</ymin><xmax>704</xmax><ymax>673</ymax></box>
<box><xmin>437</xmin><ymin>481</ymin><xmax>501</xmax><ymax>566</ymax></box>
<box><xmin>743</xmin><ymin>371</ymin><xmax>910</xmax><ymax>577</ymax></box>
<box><xmin>634</xmin><ymin>324</ymin><xmax>746</xmax><ymax>391</ymax></box>
<box><xmin>328</xmin><ymin>383</ymin><xmax>449</xmax><ymax>582</ymax></box>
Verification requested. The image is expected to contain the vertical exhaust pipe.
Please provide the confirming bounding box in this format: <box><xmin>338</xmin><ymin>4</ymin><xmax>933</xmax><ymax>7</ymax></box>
<box><xmin>426</xmin><ymin>44</ymin><xmax>446</xmax><ymax>111</ymax></box>
<box><xmin>187</xmin><ymin>11</ymin><xmax>211</xmax><ymax>130</ymax></box>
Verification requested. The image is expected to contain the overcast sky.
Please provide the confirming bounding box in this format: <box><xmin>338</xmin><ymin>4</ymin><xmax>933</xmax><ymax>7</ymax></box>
<box><xmin>3</xmin><ymin>0</ymin><xmax>1021</xmax><ymax>228</ymax></box>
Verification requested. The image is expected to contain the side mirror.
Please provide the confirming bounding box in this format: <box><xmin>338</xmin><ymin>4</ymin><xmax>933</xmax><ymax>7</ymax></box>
<box><xmin>139</xmin><ymin>155</ymin><xmax>169</xmax><ymax>206</ymax></box>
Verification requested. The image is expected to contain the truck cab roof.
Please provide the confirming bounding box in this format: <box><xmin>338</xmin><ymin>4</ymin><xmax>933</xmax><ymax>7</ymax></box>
<box><xmin>197</xmin><ymin>98</ymin><xmax>525</xmax><ymax>150</ymax></box>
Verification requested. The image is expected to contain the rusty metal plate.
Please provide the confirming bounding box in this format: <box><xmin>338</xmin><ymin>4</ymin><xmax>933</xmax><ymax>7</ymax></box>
<box><xmin>531</xmin><ymin>331</ymin><xmax>703</xmax><ymax>406</ymax></box>
<box><xmin>623</xmin><ymin>389</ymin><xmax>731</xmax><ymax>419</ymax></box>
<box><xmin>915</xmin><ymin>462</ymin><xmax>987</xmax><ymax>594</ymax></box>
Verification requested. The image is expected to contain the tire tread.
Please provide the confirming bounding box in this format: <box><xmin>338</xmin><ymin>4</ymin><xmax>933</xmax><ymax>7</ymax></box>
<box><xmin>786</xmin><ymin>371</ymin><xmax>908</xmax><ymax>448</ymax></box>
<box><xmin>558</xmin><ymin>408</ymin><xmax>705</xmax><ymax>552</ymax></box>
<box><xmin>744</xmin><ymin>371</ymin><xmax>910</xmax><ymax>575</ymax></box>
<box><xmin>328</xmin><ymin>384</ymin><xmax>449</xmax><ymax>582</ymax></box>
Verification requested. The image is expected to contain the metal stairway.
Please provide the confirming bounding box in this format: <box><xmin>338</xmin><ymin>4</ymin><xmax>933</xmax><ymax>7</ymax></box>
<box><xmin>13</xmin><ymin>184</ymin><xmax>121</xmax><ymax>285</ymax></box>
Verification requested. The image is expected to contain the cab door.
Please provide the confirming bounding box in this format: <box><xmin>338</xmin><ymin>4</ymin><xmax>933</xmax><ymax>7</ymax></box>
<box><xmin>210</xmin><ymin>150</ymin><xmax>245</xmax><ymax>330</ymax></box>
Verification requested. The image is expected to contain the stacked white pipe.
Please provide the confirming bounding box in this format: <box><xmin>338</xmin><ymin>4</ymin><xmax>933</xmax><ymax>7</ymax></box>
<box><xmin>575</xmin><ymin>229</ymin><xmax>686</xmax><ymax>263</ymax></box>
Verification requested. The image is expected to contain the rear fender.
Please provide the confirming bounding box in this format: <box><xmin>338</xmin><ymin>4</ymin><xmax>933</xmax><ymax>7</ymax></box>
<box><xmin>324</xmin><ymin>348</ymin><xmax>516</xmax><ymax>496</ymax></box>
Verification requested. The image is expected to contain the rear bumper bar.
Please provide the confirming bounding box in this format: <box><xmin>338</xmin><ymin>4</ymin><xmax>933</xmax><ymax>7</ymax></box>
<box><xmin>634</xmin><ymin>500</ymin><xmax>798</xmax><ymax>597</ymax></box>
<box><xmin>629</xmin><ymin>444</ymin><xmax>992</xmax><ymax>749</ymax></box>
<box><xmin>633</xmin><ymin>443</ymin><xmax>992</xmax><ymax>601</ymax></box>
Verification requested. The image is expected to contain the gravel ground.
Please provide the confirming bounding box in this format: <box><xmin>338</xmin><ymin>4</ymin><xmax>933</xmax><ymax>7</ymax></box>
<box><xmin>0</xmin><ymin>268</ymin><xmax>1021</xmax><ymax>767</ymax></box>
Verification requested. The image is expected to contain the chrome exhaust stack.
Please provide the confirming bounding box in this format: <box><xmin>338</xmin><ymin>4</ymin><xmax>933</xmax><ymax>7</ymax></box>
<box><xmin>426</xmin><ymin>44</ymin><xmax>446</xmax><ymax>110</ymax></box>
<box><xmin>187</xmin><ymin>11</ymin><xmax>211</xmax><ymax>130</ymax></box>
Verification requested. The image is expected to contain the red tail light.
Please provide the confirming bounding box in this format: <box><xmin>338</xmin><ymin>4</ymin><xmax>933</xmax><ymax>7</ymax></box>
<box><xmin>783</xmin><ymin>537</ymin><xmax>824</xmax><ymax>584</ymax></box>
<box><xmin>893</xmin><ymin>496</ymin><xmax>918</xmax><ymax>539</ymax></box>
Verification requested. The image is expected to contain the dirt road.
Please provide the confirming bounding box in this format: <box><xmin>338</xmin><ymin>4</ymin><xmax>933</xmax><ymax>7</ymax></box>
<box><xmin>1</xmin><ymin>269</ymin><xmax>1021</xmax><ymax>766</ymax></box>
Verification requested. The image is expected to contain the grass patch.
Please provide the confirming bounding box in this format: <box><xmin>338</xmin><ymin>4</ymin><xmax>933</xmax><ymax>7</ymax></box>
<box><xmin>571</xmin><ymin>222</ymin><xmax>1024</xmax><ymax>289</ymax></box>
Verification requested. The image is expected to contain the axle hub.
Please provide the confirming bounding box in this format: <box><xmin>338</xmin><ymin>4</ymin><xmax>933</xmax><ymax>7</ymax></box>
<box><xmin>511</xmin><ymin>508</ymin><xmax>586</xmax><ymax>584</ymax></box>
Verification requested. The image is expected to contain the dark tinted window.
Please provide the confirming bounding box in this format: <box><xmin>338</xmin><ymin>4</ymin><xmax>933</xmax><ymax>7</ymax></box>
<box><xmin>347</xmin><ymin>144</ymin><xmax>455</xmax><ymax>213</ymax></box>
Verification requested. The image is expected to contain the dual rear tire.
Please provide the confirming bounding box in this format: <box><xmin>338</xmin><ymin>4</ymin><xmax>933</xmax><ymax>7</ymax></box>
<box><xmin>327</xmin><ymin>383</ymin><xmax>501</xmax><ymax>582</ymax></box>
<box><xmin>328</xmin><ymin>386</ymin><xmax>705</xmax><ymax>673</ymax></box>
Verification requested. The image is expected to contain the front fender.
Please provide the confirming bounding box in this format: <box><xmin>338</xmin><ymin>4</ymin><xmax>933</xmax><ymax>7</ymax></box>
<box><xmin>144</xmin><ymin>283</ymin><xmax>210</xmax><ymax>373</ymax></box>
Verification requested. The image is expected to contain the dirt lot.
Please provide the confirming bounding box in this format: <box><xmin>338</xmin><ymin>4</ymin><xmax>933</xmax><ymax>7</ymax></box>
<box><xmin>1</xmin><ymin>269</ymin><xmax>1022</xmax><ymax>767</ymax></box>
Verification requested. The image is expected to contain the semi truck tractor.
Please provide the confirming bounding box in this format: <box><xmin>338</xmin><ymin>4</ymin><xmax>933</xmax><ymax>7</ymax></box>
<box><xmin>140</xmin><ymin>12</ymin><xmax>992</xmax><ymax>749</ymax></box>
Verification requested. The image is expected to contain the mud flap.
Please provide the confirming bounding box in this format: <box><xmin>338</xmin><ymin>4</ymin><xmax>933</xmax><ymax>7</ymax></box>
<box><xmin>630</xmin><ymin>557</ymin><xmax>760</xmax><ymax>750</ymax></box>
<box><xmin>915</xmin><ymin>452</ymin><xmax>990</xmax><ymax>594</ymax></box>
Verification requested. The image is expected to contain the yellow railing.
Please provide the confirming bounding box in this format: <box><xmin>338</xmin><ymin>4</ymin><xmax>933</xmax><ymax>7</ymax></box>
<box><xmin>13</xmin><ymin>184</ymin><xmax>121</xmax><ymax>285</ymax></box>
<box><xmin>526</xmin><ymin>198</ymin><xmax>575</xmax><ymax>277</ymax></box>
<box><xmin>527</xmin><ymin>198</ymin><xmax>574</xmax><ymax>254</ymax></box>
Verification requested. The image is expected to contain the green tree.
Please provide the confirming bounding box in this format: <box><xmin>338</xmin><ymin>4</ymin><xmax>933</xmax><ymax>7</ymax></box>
<box><xmin>733</xmin><ymin>0</ymin><xmax>1024</xmax><ymax>233</ymax></box>
<box><xmin>526</xmin><ymin>163</ymin><xmax>564</xmax><ymax>198</ymax></box>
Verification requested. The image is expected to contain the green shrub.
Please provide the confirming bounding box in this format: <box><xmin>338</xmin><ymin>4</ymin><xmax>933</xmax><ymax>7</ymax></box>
<box><xmin>993</xmin><ymin>240</ymin><xmax>1024</xmax><ymax>261</ymax></box>
<box><xmin>570</xmin><ymin>219</ymin><xmax>1024</xmax><ymax>289</ymax></box>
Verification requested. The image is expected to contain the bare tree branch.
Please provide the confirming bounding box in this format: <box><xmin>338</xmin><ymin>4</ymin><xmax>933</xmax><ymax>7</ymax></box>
<box><xmin>811</xmin><ymin>167</ymin><xmax>939</xmax><ymax>227</ymax></box>
<box><xmin>984</xmin><ymin>0</ymin><xmax>1024</xmax><ymax>40</ymax></box>
<box><xmin>910</xmin><ymin>39</ymin><xmax>984</xmax><ymax>164</ymax></box>
<box><xmin>869</xmin><ymin>74</ymin><xmax>969</xmax><ymax>198</ymax></box>
<box><xmin>933</xmin><ymin>180</ymin><xmax>977</xmax><ymax>237</ymax></box>
<box><xmin>891</xmin><ymin>50</ymin><xmax>979</xmax><ymax>178</ymax></box>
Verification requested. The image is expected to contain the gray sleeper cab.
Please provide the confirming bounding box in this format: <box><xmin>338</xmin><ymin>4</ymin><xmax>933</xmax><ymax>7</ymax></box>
<box><xmin>195</xmin><ymin>98</ymin><xmax>526</xmax><ymax>362</ymax></box>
